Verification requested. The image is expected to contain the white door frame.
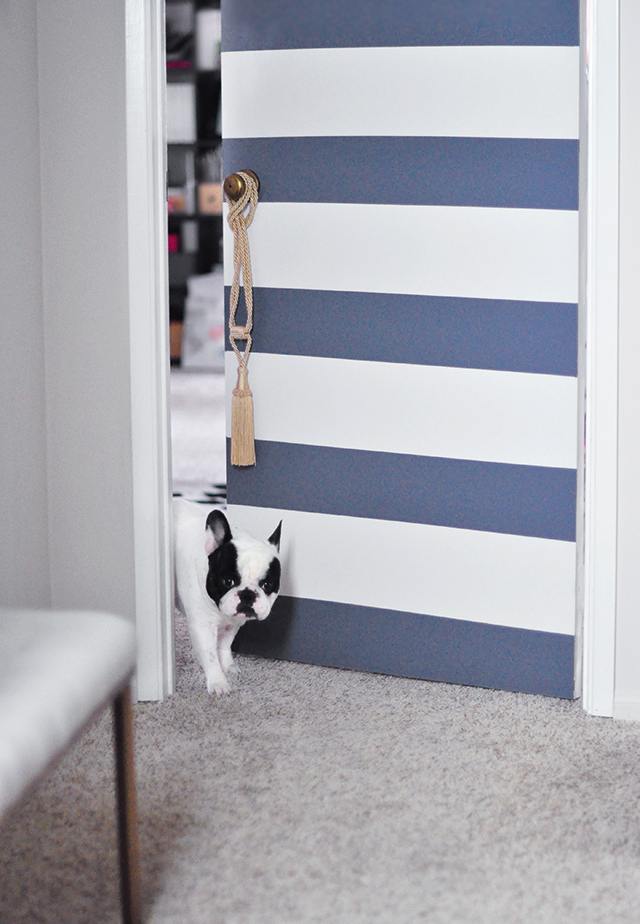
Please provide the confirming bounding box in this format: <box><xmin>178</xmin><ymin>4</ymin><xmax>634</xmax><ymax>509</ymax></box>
<box><xmin>126</xmin><ymin>0</ymin><xmax>175</xmax><ymax>701</ymax></box>
<box><xmin>125</xmin><ymin>0</ymin><xmax>620</xmax><ymax>712</ymax></box>
<box><xmin>581</xmin><ymin>0</ymin><xmax>619</xmax><ymax>717</ymax></box>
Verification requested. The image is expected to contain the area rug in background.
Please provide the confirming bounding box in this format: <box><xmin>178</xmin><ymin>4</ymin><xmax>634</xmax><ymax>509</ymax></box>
<box><xmin>170</xmin><ymin>369</ymin><xmax>226</xmax><ymax>505</ymax></box>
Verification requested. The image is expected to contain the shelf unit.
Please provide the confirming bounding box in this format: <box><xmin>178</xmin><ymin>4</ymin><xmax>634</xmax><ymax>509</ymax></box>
<box><xmin>166</xmin><ymin>0</ymin><xmax>222</xmax><ymax>363</ymax></box>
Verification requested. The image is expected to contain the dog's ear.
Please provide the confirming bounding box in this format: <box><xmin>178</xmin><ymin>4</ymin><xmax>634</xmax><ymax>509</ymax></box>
<box><xmin>205</xmin><ymin>510</ymin><xmax>232</xmax><ymax>555</ymax></box>
<box><xmin>268</xmin><ymin>521</ymin><xmax>282</xmax><ymax>553</ymax></box>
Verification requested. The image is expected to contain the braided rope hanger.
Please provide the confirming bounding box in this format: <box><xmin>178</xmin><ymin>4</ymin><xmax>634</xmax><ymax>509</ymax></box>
<box><xmin>225</xmin><ymin>171</ymin><xmax>259</xmax><ymax>466</ymax></box>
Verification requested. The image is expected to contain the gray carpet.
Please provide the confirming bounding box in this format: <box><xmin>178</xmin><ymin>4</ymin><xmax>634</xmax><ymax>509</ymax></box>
<box><xmin>1</xmin><ymin>608</ymin><xmax>640</xmax><ymax>923</ymax></box>
<box><xmin>3</xmin><ymin>374</ymin><xmax>639</xmax><ymax>922</ymax></box>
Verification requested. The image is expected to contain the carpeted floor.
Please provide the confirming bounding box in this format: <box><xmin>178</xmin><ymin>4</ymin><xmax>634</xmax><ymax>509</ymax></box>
<box><xmin>3</xmin><ymin>371</ymin><xmax>640</xmax><ymax>922</ymax></box>
<box><xmin>1</xmin><ymin>609</ymin><xmax>640</xmax><ymax>923</ymax></box>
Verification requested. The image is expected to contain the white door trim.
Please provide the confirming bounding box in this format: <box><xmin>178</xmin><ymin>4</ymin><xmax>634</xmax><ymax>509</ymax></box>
<box><xmin>125</xmin><ymin>0</ymin><xmax>175</xmax><ymax>701</ymax></box>
<box><xmin>581</xmin><ymin>0</ymin><xmax>619</xmax><ymax>716</ymax></box>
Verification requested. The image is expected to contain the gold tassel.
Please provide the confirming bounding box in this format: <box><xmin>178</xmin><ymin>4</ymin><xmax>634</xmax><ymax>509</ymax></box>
<box><xmin>231</xmin><ymin>365</ymin><xmax>256</xmax><ymax>466</ymax></box>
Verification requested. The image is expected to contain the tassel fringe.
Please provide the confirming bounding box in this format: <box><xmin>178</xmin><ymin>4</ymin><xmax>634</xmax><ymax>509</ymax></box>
<box><xmin>231</xmin><ymin>366</ymin><xmax>256</xmax><ymax>466</ymax></box>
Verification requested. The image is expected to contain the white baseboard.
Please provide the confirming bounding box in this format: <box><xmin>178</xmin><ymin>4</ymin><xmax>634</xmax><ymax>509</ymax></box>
<box><xmin>613</xmin><ymin>694</ymin><xmax>640</xmax><ymax>722</ymax></box>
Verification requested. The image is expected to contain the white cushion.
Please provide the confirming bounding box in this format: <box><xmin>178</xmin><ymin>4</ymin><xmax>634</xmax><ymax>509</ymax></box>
<box><xmin>0</xmin><ymin>610</ymin><xmax>136</xmax><ymax>818</ymax></box>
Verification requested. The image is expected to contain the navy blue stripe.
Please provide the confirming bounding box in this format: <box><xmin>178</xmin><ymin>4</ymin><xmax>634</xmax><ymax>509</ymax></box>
<box><xmin>224</xmin><ymin>138</ymin><xmax>579</xmax><ymax>211</ymax></box>
<box><xmin>225</xmin><ymin>289</ymin><xmax>577</xmax><ymax>377</ymax></box>
<box><xmin>233</xmin><ymin>596</ymin><xmax>575</xmax><ymax>699</ymax></box>
<box><xmin>227</xmin><ymin>442</ymin><xmax>576</xmax><ymax>541</ymax></box>
<box><xmin>223</xmin><ymin>0</ymin><xmax>579</xmax><ymax>50</ymax></box>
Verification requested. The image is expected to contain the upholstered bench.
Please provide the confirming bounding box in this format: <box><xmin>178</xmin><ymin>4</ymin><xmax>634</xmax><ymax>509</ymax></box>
<box><xmin>0</xmin><ymin>610</ymin><xmax>140</xmax><ymax>924</ymax></box>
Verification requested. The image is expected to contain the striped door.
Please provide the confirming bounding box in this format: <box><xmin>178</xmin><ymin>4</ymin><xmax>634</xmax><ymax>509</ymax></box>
<box><xmin>223</xmin><ymin>1</ymin><xmax>579</xmax><ymax>698</ymax></box>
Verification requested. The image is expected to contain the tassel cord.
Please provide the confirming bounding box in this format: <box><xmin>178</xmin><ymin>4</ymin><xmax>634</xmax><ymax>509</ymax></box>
<box><xmin>226</xmin><ymin>172</ymin><xmax>259</xmax><ymax>466</ymax></box>
<box><xmin>226</xmin><ymin>173</ymin><xmax>258</xmax><ymax>370</ymax></box>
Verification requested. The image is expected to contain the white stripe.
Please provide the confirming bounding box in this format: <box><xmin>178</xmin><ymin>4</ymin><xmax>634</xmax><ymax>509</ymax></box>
<box><xmin>225</xmin><ymin>353</ymin><xmax>577</xmax><ymax>469</ymax></box>
<box><xmin>222</xmin><ymin>46</ymin><xmax>579</xmax><ymax>140</ymax></box>
<box><xmin>223</xmin><ymin>202</ymin><xmax>579</xmax><ymax>305</ymax></box>
<box><xmin>226</xmin><ymin>505</ymin><xmax>576</xmax><ymax>636</ymax></box>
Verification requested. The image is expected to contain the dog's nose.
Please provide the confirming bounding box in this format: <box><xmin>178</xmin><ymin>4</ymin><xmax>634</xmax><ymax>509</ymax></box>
<box><xmin>238</xmin><ymin>589</ymin><xmax>257</xmax><ymax>605</ymax></box>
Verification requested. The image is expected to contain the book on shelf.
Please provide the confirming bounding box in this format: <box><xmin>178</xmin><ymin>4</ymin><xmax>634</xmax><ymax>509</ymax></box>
<box><xmin>168</xmin><ymin>188</ymin><xmax>186</xmax><ymax>213</ymax></box>
<box><xmin>181</xmin><ymin>220</ymin><xmax>199</xmax><ymax>253</ymax></box>
<box><xmin>196</xmin><ymin>9</ymin><xmax>221</xmax><ymax>70</ymax></box>
<box><xmin>166</xmin><ymin>1</ymin><xmax>194</xmax><ymax>67</ymax></box>
<box><xmin>166</xmin><ymin>83</ymin><xmax>196</xmax><ymax>143</ymax></box>
<box><xmin>198</xmin><ymin>183</ymin><xmax>223</xmax><ymax>215</ymax></box>
<box><xmin>196</xmin><ymin>71</ymin><xmax>221</xmax><ymax>141</ymax></box>
<box><xmin>167</xmin><ymin>221</ymin><xmax>199</xmax><ymax>255</ymax></box>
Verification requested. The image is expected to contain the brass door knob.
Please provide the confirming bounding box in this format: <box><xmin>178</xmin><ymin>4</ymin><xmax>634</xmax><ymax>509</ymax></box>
<box><xmin>223</xmin><ymin>170</ymin><xmax>260</xmax><ymax>201</ymax></box>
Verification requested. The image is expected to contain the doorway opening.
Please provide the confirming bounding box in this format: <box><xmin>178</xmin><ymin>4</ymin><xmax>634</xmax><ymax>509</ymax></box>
<box><xmin>130</xmin><ymin>0</ymin><xmax>617</xmax><ymax>714</ymax></box>
<box><xmin>165</xmin><ymin>0</ymin><xmax>227</xmax><ymax>511</ymax></box>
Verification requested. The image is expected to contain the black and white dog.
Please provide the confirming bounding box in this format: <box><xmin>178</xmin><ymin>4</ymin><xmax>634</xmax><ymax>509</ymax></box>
<box><xmin>174</xmin><ymin>499</ymin><xmax>282</xmax><ymax>694</ymax></box>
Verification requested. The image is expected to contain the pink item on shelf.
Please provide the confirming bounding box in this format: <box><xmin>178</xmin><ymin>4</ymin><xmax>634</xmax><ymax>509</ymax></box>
<box><xmin>168</xmin><ymin>189</ymin><xmax>186</xmax><ymax>213</ymax></box>
<box><xmin>168</xmin><ymin>233</ymin><xmax>180</xmax><ymax>253</ymax></box>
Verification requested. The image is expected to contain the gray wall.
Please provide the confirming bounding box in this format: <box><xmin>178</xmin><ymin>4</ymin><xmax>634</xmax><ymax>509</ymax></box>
<box><xmin>0</xmin><ymin>0</ymin><xmax>50</xmax><ymax>607</ymax></box>
<box><xmin>38</xmin><ymin>0</ymin><xmax>136</xmax><ymax>615</ymax></box>
<box><xmin>0</xmin><ymin>0</ymin><xmax>136</xmax><ymax>620</ymax></box>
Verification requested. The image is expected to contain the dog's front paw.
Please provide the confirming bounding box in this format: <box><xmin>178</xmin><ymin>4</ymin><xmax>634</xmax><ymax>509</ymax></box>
<box><xmin>224</xmin><ymin>658</ymin><xmax>241</xmax><ymax>677</ymax></box>
<box><xmin>206</xmin><ymin>673</ymin><xmax>231</xmax><ymax>696</ymax></box>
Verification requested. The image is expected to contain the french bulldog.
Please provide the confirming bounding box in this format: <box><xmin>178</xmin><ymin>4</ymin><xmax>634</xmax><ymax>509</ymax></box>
<box><xmin>173</xmin><ymin>499</ymin><xmax>282</xmax><ymax>695</ymax></box>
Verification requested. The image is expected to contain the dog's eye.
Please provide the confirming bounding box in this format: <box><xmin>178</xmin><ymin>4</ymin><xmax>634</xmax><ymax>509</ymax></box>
<box><xmin>222</xmin><ymin>576</ymin><xmax>235</xmax><ymax>589</ymax></box>
<box><xmin>260</xmin><ymin>579</ymin><xmax>273</xmax><ymax>595</ymax></box>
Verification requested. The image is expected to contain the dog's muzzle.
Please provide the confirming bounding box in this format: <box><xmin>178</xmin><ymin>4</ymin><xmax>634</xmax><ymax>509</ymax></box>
<box><xmin>236</xmin><ymin>588</ymin><xmax>258</xmax><ymax>617</ymax></box>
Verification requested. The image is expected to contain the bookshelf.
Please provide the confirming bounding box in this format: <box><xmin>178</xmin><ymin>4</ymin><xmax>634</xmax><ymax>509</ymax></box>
<box><xmin>166</xmin><ymin>0</ymin><xmax>222</xmax><ymax>365</ymax></box>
